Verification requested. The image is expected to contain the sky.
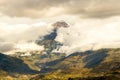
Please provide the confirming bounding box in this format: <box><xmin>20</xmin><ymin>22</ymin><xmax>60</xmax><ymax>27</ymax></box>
<box><xmin>0</xmin><ymin>0</ymin><xmax>120</xmax><ymax>18</ymax></box>
<box><xmin>0</xmin><ymin>0</ymin><xmax>120</xmax><ymax>54</ymax></box>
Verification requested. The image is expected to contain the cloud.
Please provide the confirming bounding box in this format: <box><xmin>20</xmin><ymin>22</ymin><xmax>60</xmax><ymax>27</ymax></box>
<box><xmin>0</xmin><ymin>15</ymin><xmax>120</xmax><ymax>55</ymax></box>
<box><xmin>0</xmin><ymin>17</ymin><xmax>53</xmax><ymax>42</ymax></box>
<box><xmin>0</xmin><ymin>42</ymin><xmax>15</xmax><ymax>52</ymax></box>
<box><xmin>0</xmin><ymin>0</ymin><xmax>120</xmax><ymax>18</ymax></box>
<box><xmin>55</xmin><ymin>16</ymin><xmax>120</xmax><ymax>54</ymax></box>
<box><xmin>15</xmin><ymin>42</ymin><xmax>44</xmax><ymax>52</ymax></box>
<box><xmin>0</xmin><ymin>16</ymin><xmax>54</xmax><ymax>53</ymax></box>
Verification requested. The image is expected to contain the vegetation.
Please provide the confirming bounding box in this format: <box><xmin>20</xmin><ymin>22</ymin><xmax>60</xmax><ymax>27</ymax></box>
<box><xmin>0</xmin><ymin>53</ymin><xmax>39</xmax><ymax>79</ymax></box>
<box><xmin>31</xmin><ymin>48</ymin><xmax>120</xmax><ymax>80</ymax></box>
<box><xmin>0</xmin><ymin>48</ymin><xmax>120</xmax><ymax>80</ymax></box>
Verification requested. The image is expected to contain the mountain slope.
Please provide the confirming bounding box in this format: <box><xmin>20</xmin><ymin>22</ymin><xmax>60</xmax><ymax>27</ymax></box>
<box><xmin>40</xmin><ymin>49</ymin><xmax>108</xmax><ymax>72</ymax></box>
<box><xmin>0</xmin><ymin>53</ymin><xmax>38</xmax><ymax>74</ymax></box>
<box><xmin>93</xmin><ymin>48</ymin><xmax>120</xmax><ymax>72</ymax></box>
<box><xmin>36</xmin><ymin>21</ymin><xmax>69</xmax><ymax>55</ymax></box>
<box><xmin>42</xmin><ymin>48</ymin><xmax>120</xmax><ymax>71</ymax></box>
<box><xmin>33</xmin><ymin>48</ymin><xmax>120</xmax><ymax>80</ymax></box>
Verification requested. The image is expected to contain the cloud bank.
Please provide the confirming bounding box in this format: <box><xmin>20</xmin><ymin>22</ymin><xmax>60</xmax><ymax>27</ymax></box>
<box><xmin>0</xmin><ymin>16</ymin><xmax>54</xmax><ymax>53</ymax></box>
<box><xmin>0</xmin><ymin>0</ymin><xmax>120</xmax><ymax>18</ymax></box>
<box><xmin>0</xmin><ymin>15</ymin><xmax>120</xmax><ymax>55</ymax></box>
<box><xmin>55</xmin><ymin>16</ymin><xmax>120</xmax><ymax>54</ymax></box>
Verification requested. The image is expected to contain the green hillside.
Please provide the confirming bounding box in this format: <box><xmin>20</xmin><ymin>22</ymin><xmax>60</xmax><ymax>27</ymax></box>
<box><xmin>0</xmin><ymin>48</ymin><xmax>120</xmax><ymax>80</ymax></box>
<box><xmin>0</xmin><ymin>53</ymin><xmax>39</xmax><ymax>79</ymax></box>
<box><xmin>32</xmin><ymin>48</ymin><xmax>120</xmax><ymax>80</ymax></box>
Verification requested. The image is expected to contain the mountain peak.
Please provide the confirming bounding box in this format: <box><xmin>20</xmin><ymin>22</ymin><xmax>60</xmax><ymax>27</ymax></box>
<box><xmin>52</xmin><ymin>21</ymin><xmax>69</xmax><ymax>29</ymax></box>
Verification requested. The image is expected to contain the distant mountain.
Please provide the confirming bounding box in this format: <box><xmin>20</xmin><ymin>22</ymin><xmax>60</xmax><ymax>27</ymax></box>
<box><xmin>36</xmin><ymin>21</ymin><xmax>69</xmax><ymax>55</ymax></box>
<box><xmin>52</xmin><ymin>21</ymin><xmax>69</xmax><ymax>29</ymax></box>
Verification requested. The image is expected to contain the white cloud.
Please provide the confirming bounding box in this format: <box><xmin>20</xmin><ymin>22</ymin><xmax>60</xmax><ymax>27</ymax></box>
<box><xmin>15</xmin><ymin>42</ymin><xmax>44</xmax><ymax>52</ymax></box>
<box><xmin>0</xmin><ymin>15</ymin><xmax>120</xmax><ymax>55</ymax></box>
<box><xmin>0</xmin><ymin>16</ymin><xmax>53</xmax><ymax>53</ymax></box>
<box><xmin>55</xmin><ymin>16</ymin><xmax>120</xmax><ymax>54</ymax></box>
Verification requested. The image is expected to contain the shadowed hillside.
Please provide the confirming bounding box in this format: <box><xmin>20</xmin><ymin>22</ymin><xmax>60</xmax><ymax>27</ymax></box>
<box><xmin>31</xmin><ymin>48</ymin><xmax>120</xmax><ymax>80</ymax></box>
<box><xmin>0</xmin><ymin>53</ymin><xmax>38</xmax><ymax>74</ymax></box>
<box><xmin>40</xmin><ymin>49</ymin><xmax>108</xmax><ymax>73</ymax></box>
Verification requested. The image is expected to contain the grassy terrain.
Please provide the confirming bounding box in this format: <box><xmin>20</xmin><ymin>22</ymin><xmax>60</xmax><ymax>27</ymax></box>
<box><xmin>0</xmin><ymin>53</ymin><xmax>39</xmax><ymax>80</ymax></box>
<box><xmin>31</xmin><ymin>48</ymin><xmax>120</xmax><ymax>80</ymax></box>
<box><xmin>0</xmin><ymin>48</ymin><xmax>120</xmax><ymax>80</ymax></box>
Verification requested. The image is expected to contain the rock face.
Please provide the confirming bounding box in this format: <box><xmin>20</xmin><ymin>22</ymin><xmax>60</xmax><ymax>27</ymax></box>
<box><xmin>36</xmin><ymin>21</ymin><xmax>69</xmax><ymax>55</ymax></box>
<box><xmin>52</xmin><ymin>21</ymin><xmax>69</xmax><ymax>29</ymax></box>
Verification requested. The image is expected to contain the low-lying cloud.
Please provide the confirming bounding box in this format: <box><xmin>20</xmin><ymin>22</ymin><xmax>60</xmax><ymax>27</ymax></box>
<box><xmin>0</xmin><ymin>17</ymin><xmax>54</xmax><ymax>53</ymax></box>
<box><xmin>0</xmin><ymin>42</ymin><xmax>14</xmax><ymax>52</ymax></box>
<box><xmin>0</xmin><ymin>15</ymin><xmax>120</xmax><ymax>55</ymax></box>
<box><xmin>55</xmin><ymin>16</ymin><xmax>120</xmax><ymax>54</ymax></box>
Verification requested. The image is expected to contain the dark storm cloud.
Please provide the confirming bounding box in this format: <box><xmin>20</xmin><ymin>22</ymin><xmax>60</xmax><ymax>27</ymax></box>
<box><xmin>0</xmin><ymin>0</ymin><xmax>120</xmax><ymax>18</ymax></box>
